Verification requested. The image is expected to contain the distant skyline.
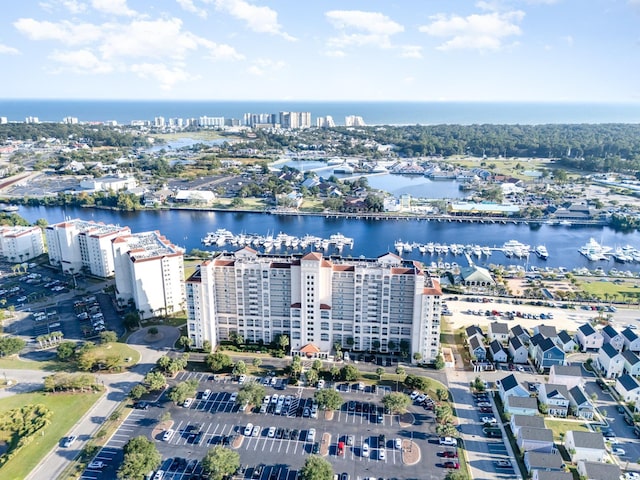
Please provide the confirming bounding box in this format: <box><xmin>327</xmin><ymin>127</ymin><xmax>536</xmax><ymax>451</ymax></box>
<box><xmin>1</xmin><ymin>1</ymin><xmax>640</xmax><ymax>102</ymax></box>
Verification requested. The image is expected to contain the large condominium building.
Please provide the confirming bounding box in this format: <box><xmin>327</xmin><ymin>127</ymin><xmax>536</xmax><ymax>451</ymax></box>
<box><xmin>279</xmin><ymin>111</ymin><xmax>312</xmax><ymax>129</ymax></box>
<box><xmin>113</xmin><ymin>231</ymin><xmax>185</xmax><ymax>319</ymax></box>
<box><xmin>0</xmin><ymin>225</ymin><xmax>45</xmax><ymax>262</ymax></box>
<box><xmin>186</xmin><ymin>248</ymin><xmax>442</xmax><ymax>363</ymax></box>
<box><xmin>345</xmin><ymin>115</ymin><xmax>366</xmax><ymax>127</ymax></box>
<box><xmin>45</xmin><ymin>219</ymin><xmax>131</xmax><ymax>277</ymax></box>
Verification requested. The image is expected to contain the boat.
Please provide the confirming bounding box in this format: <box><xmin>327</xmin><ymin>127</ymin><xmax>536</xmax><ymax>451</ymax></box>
<box><xmin>535</xmin><ymin>245</ymin><xmax>549</xmax><ymax>260</ymax></box>
<box><xmin>613</xmin><ymin>248</ymin><xmax>632</xmax><ymax>263</ymax></box>
<box><xmin>579</xmin><ymin>238</ymin><xmax>612</xmax><ymax>261</ymax></box>
<box><xmin>2</xmin><ymin>205</ymin><xmax>19</xmax><ymax>212</ymax></box>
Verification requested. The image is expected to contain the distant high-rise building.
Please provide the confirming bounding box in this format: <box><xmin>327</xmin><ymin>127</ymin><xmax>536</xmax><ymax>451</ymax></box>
<box><xmin>185</xmin><ymin>248</ymin><xmax>442</xmax><ymax>363</ymax></box>
<box><xmin>0</xmin><ymin>117</ymin><xmax>7</xmax><ymax>124</ymax></box>
<box><xmin>154</xmin><ymin>116</ymin><xmax>165</xmax><ymax>128</ymax></box>
<box><xmin>25</xmin><ymin>116</ymin><xmax>39</xmax><ymax>124</ymax></box>
<box><xmin>316</xmin><ymin>116</ymin><xmax>335</xmax><ymax>128</ymax></box>
<box><xmin>345</xmin><ymin>115</ymin><xmax>366</xmax><ymax>127</ymax></box>
<box><xmin>62</xmin><ymin>116</ymin><xmax>78</xmax><ymax>124</ymax></box>
<box><xmin>243</xmin><ymin>113</ymin><xmax>277</xmax><ymax>128</ymax></box>
<box><xmin>280</xmin><ymin>111</ymin><xmax>312</xmax><ymax>129</ymax></box>
<box><xmin>198</xmin><ymin>116</ymin><xmax>225</xmax><ymax>127</ymax></box>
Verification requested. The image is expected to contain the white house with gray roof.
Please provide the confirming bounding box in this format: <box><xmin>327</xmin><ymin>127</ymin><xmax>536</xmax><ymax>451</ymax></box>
<box><xmin>538</xmin><ymin>383</ymin><xmax>570</xmax><ymax>417</ymax></box>
<box><xmin>622</xmin><ymin>349</ymin><xmax>640</xmax><ymax>376</ymax></box>
<box><xmin>489</xmin><ymin>321</ymin><xmax>509</xmax><ymax>343</ymax></box>
<box><xmin>508</xmin><ymin>336</ymin><xmax>529</xmax><ymax>364</ymax></box>
<box><xmin>516</xmin><ymin>427</ymin><xmax>554</xmax><ymax>453</ymax></box>
<box><xmin>523</xmin><ymin>451</ymin><xmax>564</xmax><ymax>474</ymax></box>
<box><xmin>532</xmin><ymin>471</ymin><xmax>572</xmax><ymax>480</ymax></box>
<box><xmin>596</xmin><ymin>343</ymin><xmax>625</xmax><ymax>379</ymax></box>
<box><xmin>510</xmin><ymin>324</ymin><xmax>531</xmax><ymax>345</ymax></box>
<box><xmin>615</xmin><ymin>374</ymin><xmax>640</xmax><ymax>403</ymax></box>
<box><xmin>533</xmin><ymin>324</ymin><xmax>559</xmax><ymax>343</ymax></box>
<box><xmin>601</xmin><ymin>324</ymin><xmax>624</xmax><ymax>351</ymax></box>
<box><xmin>568</xmin><ymin>385</ymin><xmax>594</xmax><ymax>420</ymax></box>
<box><xmin>575</xmin><ymin>323</ymin><xmax>604</xmax><ymax>352</ymax></box>
<box><xmin>505</xmin><ymin>395</ymin><xmax>539</xmax><ymax>415</ymax></box>
<box><xmin>489</xmin><ymin>340</ymin><xmax>508</xmax><ymax>363</ymax></box>
<box><xmin>510</xmin><ymin>414</ymin><xmax>545</xmax><ymax>437</ymax></box>
<box><xmin>556</xmin><ymin>330</ymin><xmax>577</xmax><ymax>352</ymax></box>
<box><xmin>548</xmin><ymin>364</ymin><xmax>583</xmax><ymax>389</ymax></box>
<box><xmin>576</xmin><ymin>460</ymin><xmax>620</xmax><ymax>480</ymax></box>
<box><xmin>564</xmin><ymin>430</ymin><xmax>606</xmax><ymax>463</ymax></box>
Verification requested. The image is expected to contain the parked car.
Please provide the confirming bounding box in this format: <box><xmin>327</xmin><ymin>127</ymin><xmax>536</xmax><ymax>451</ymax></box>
<box><xmin>439</xmin><ymin>437</ymin><xmax>457</xmax><ymax>446</ymax></box>
<box><xmin>378</xmin><ymin>448</ymin><xmax>386</xmax><ymax>460</ymax></box>
<box><xmin>394</xmin><ymin>438</ymin><xmax>402</xmax><ymax>449</ymax></box>
<box><xmin>162</xmin><ymin>429</ymin><xmax>174</xmax><ymax>441</ymax></box>
<box><xmin>482</xmin><ymin>417</ymin><xmax>497</xmax><ymax>424</ymax></box>
<box><xmin>443</xmin><ymin>461</ymin><xmax>460</xmax><ymax>469</ymax></box>
<box><xmin>307</xmin><ymin>428</ymin><xmax>316</xmax><ymax>442</ymax></box>
<box><xmin>244</xmin><ymin>423</ymin><xmax>254</xmax><ymax>436</ymax></box>
<box><xmin>441</xmin><ymin>450</ymin><xmax>458</xmax><ymax>458</ymax></box>
<box><xmin>63</xmin><ymin>435</ymin><xmax>77</xmax><ymax>447</ymax></box>
<box><xmin>183</xmin><ymin>398</ymin><xmax>193</xmax><ymax>408</ymax></box>
<box><xmin>495</xmin><ymin>460</ymin><xmax>512</xmax><ymax>468</ymax></box>
<box><xmin>87</xmin><ymin>461</ymin><xmax>105</xmax><ymax>469</ymax></box>
<box><xmin>268</xmin><ymin>427</ymin><xmax>276</xmax><ymax>438</ymax></box>
<box><xmin>361</xmin><ymin>442</ymin><xmax>370</xmax><ymax>457</ymax></box>
<box><xmin>612</xmin><ymin>447</ymin><xmax>626</xmax><ymax>456</ymax></box>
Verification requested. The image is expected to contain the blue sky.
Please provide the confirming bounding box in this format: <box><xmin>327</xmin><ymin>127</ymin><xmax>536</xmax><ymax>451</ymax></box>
<box><xmin>1</xmin><ymin>0</ymin><xmax>639</xmax><ymax>101</ymax></box>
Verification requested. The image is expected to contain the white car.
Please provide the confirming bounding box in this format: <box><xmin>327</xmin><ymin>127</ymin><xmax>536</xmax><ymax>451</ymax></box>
<box><xmin>362</xmin><ymin>443</ymin><xmax>370</xmax><ymax>458</ymax></box>
<box><xmin>183</xmin><ymin>398</ymin><xmax>193</xmax><ymax>408</ymax></box>
<box><xmin>317</xmin><ymin>379</ymin><xmax>325</xmax><ymax>389</ymax></box>
<box><xmin>439</xmin><ymin>437</ymin><xmax>457</xmax><ymax>446</ymax></box>
<box><xmin>162</xmin><ymin>429</ymin><xmax>174</xmax><ymax>441</ymax></box>
<box><xmin>251</xmin><ymin>425</ymin><xmax>260</xmax><ymax>437</ymax></box>
<box><xmin>623</xmin><ymin>473</ymin><xmax>640</xmax><ymax>480</ymax></box>
<box><xmin>229</xmin><ymin>392</ymin><xmax>238</xmax><ymax>402</ymax></box>
<box><xmin>63</xmin><ymin>435</ymin><xmax>77</xmax><ymax>447</ymax></box>
<box><xmin>394</xmin><ymin>438</ymin><xmax>402</xmax><ymax>450</ymax></box>
<box><xmin>87</xmin><ymin>461</ymin><xmax>105</xmax><ymax>469</ymax></box>
<box><xmin>416</xmin><ymin>394</ymin><xmax>427</xmax><ymax>403</ymax></box>
<box><xmin>517</xmin><ymin>365</ymin><xmax>525</xmax><ymax>372</ymax></box>
<box><xmin>238</xmin><ymin>374</ymin><xmax>247</xmax><ymax>384</ymax></box>
<box><xmin>482</xmin><ymin>417</ymin><xmax>497</xmax><ymax>424</ymax></box>
<box><xmin>153</xmin><ymin>471</ymin><xmax>164</xmax><ymax>480</ymax></box>
<box><xmin>611</xmin><ymin>447</ymin><xmax>625</xmax><ymax>456</ymax></box>
<box><xmin>244</xmin><ymin>423</ymin><xmax>254</xmax><ymax>436</ymax></box>
<box><xmin>268</xmin><ymin>427</ymin><xmax>276</xmax><ymax>438</ymax></box>
<box><xmin>307</xmin><ymin>428</ymin><xmax>316</xmax><ymax>442</ymax></box>
<box><xmin>202</xmin><ymin>389</ymin><xmax>211</xmax><ymax>400</ymax></box>
<box><xmin>378</xmin><ymin>448</ymin><xmax>386</xmax><ymax>460</ymax></box>
<box><xmin>410</xmin><ymin>390</ymin><xmax>420</xmax><ymax>400</ymax></box>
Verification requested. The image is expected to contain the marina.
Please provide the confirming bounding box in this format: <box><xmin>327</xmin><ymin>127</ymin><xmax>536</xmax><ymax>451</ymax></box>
<box><xmin>201</xmin><ymin>229</ymin><xmax>354</xmax><ymax>253</ymax></box>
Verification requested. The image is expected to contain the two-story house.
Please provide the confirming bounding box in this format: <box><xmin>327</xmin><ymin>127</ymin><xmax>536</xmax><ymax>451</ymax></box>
<box><xmin>614</xmin><ymin>374</ymin><xmax>640</xmax><ymax>403</ymax></box>
<box><xmin>505</xmin><ymin>395</ymin><xmax>539</xmax><ymax>416</ymax></box>
<box><xmin>533</xmin><ymin>324</ymin><xmax>559</xmax><ymax>344</ymax></box>
<box><xmin>564</xmin><ymin>431</ymin><xmax>606</xmax><ymax>463</ymax></box>
<box><xmin>596</xmin><ymin>343</ymin><xmax>625</xmax><ymax>379</ymax></box>
<box><xmin>556</xmin><ymin>330</ymin><xmax>577</xmax><ymax>352</ymax></box>
<box><xmin>601</xmin><ymin>325</ymin><xmax>624</xmax><ymax>352</ymax></box>
<box><xmin>510</xmin><ymin>414</ymin><xmax>545</xmax><ymax>437</ymax></box>
<box><xmin>498</xmin><ymin>373</ymin><xmax>530</xmax><ymax>403</ymax></box>
<box><xmin>622</xmin><ymin>349</ymin><xmax>640</xmax><ymax>376</ymax></box>
<box><xmin>576</xmin><ymin>461</ymin><xmax>620</xmax><ymax>480</ymax></box>
<box><xmin>509</xmin><ymin>336</ymin><xmax>529</xmax><ymax>364</ymax></box>
<box><xmin>548</xmin><ymin>365</ymin><xmax>583</xmax><ymax>389</ymax></box>
<box><xmin>538</xmin><ymin>383</ymin><xmax>570</xmax><ymax>417</ymax></box>
<box><xmin>517</xmin><ymin>427</ymin><xmax>554</xmax><ymax>453</ymax></box>
<box><xmin>510</xmin><ymin>324</ymin><xmax>531</xmax><ymax>345</ymax></box>
<box><xmin>533</xmin><ymin>337</ymin><xmax>565</xmax><ymax>372</ymax></box>
<box><xmin>523</xmin><ymin>451</ymin><xmax>564</xmax><ymax>475</ymax></box>
<box><xmin>489</xmin><ymin>339</ymin><xmax>508</xmax><ymax>363</ymax></box>
<box><xmin>469</xmin><ymin>335</ymin><xmax>487</xmax><ymax>361</ymax></box>
<box><xmin>568</xmin><ymin>385</ymin><xmax>594</xmax><ymax>420</ymax></box>
<box><xmin>621</xmin><ymin>327</ymin><xmax>640</xmax><ymax>353</ymax></box>
<box><xmin>575</xmin><ymin>323</ymin><xmax>604</xmax><ymax>352</ymax></box>
<box><xmin>466</xmin><ymin>325</ymin><xmax>484</xmax><ymax>344</ymax></box>
<box><xmin>489</xmin><ymin>321</ymin><xmax>509</xmax><ymax>343</ymax></box>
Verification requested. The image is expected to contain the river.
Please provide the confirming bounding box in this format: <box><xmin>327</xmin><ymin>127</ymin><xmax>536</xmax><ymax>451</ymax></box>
<box><xmin>14</xmin><ymin>205</ymin><xmax>640</xmax><ymax>273</ymax></box>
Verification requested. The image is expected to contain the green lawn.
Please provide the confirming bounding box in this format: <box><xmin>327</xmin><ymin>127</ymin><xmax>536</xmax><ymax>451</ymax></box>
<box><xmin>0</xmin><ymin>391</ymin><xmax>101</xmax><ymax>480</ymax></box>
<box><xmin>545</xmin><ymin>418</ymin><xmax>590</xmax><ymax>442</ymax></box>
<box><xmin>580</xmin><ymin>279</ymin><xmax>640</xmax><ymax>301</ymax></box>
<box><xmin>92</xmin><ymin>342</ymin><xmax>141</xmax><ymax>366</ymax></box>
<box><xmin>0</xmin><ymin>356</ymin><xmax>59</xmax><ymax>371</ymax></box>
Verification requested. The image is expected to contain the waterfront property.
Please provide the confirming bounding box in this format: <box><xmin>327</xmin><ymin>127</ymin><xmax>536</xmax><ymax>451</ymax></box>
<box><xmin>0</xmin><ymin>225</ymin><xmax>45</xmax><ymax>262</ymax></box>
<box><xmin>185</xmin><ymin>248</ymin><xmax>442</xmax><ymax>362</ymax></box>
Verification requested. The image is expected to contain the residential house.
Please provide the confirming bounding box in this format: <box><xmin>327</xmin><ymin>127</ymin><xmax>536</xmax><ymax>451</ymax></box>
<box><xmin>489</xmin><ymin>321</ymin><xmax>509</xmax><ymax>343</ymax></box>
<box><xmin>505</xmin><ymin>395</ymin><xmax>539</xmax><ymax>416</ymax></box>
<box><xmin>489</xmin><ymin>340</ymin><xmax>508</xmax><ymax>363</ymax></box>
<box><xmin>564</xmin><ymin>431</ymin><xmax>606</xmax><ymax>463</ymax></box>
<box><xmin>466</xmin><ymin>325</ymin><xmax>484</xmax><ymax>343</ymax></box>
<box><xmin>596</xmin><ymin>343</ymin><xmax>625</xmax><ymax>379</ymax></box>
<box><xmin>516</xmin><ymin>427</ymin><xmax>554</xmax><ymax>453</ymax></box>
<box><xmin>528</xmin><ymin>333</ymin><xmax>545</xmax><ymax>360</ymax></box>
<box><xmin>510</xmin><ymin>324</ymin><xmax>531</xmax><ymax>345</ymax></box>
<box><xmin>498</xmin><ymin>373</ymin><xmax>530</xmax><ymax>403</ymax></box>
<box><xmin>622</xmin><ymin>349</ymin><xmax>640</xmax><ymax>376</ymax></box>
<box><xmin>601</xmin><ymin>325</ymin><xmax>624</xmax><ymax>352</ymax></box>
<box><xmin>568</xmin><ymin>386</ymin><xmax>594</xmax><ymax>420</ymax></box>
<box><xmin>533</xmin><ymin>325</ymin><xmax>559</xmax><ymax>344</ymax></box>
<box><xmin>509</xmin><ymin>336</ymin><xmax>529</xmax><ymax>364</ymax></box>
<box><xmin>538</xmin><ymin>384</ymin><xmax>570</xmax><ymax>417</ymax></box>
<box><xmin>468</xmin><ymin>335</ymin><xmax>487</xmax><ymax>361</ymax></box>
<box><xmin>532</xmin><ymin>471</ymin><xmax>572</xmax><ymax>480</ymax></box>
<box><xmin>575</xmin><ymin>323</ymin><xmax>604</xmax><ymax>352</ymax></box>
<box><xmin>614</xmin><ymin>374</ymin><xmax>640</xmax><ymax>403</ymax></box>
<box><xmin>548</xmin><ymin>365</ymin><xmax>583</xmax><ymax>389</ymax></box>
<box><xmin>523</xmin><ymin>451</ymin><xmax>564</xmax><ymax>474</ymax></box>
<box><xmin>556</xmin><ymin>330</ymin><xmax>577</xmax><ymax>352</ymax></box>
<box><xmin>621</xmin><ymin>327</ymin><xmax>640</xmax><ymax>353</ymax></box>
<box><xmin>533</xmin><ymin>337</ymin><xmax>565</xmax><ymax>372</ymax></box>
<box><xmin>510</xmin><ymin>414</ymin><xmax>545</xmax><ymax>437</ymax></box>
<box><xmin>576</xmin><ymin>461</ymin><xmax>620</xmax><ymax>480</ymax></box>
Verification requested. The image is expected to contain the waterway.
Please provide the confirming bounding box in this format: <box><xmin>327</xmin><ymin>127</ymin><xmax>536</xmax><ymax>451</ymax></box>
<box><xmin>15</xmin><ymin>205</ymin><xmax>640</xmax><ymax>273</ymax></box>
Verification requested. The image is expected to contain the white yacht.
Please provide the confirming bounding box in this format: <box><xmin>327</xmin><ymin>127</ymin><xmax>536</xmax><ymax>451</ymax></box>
<box><xmin>535</xmin><ymin>245</ymin><xmax>549</xmax><ymax>260</ymax></box>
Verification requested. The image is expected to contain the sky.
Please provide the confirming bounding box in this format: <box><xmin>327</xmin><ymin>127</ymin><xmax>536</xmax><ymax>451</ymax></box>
<box><xmin>1</xmin><ymin>0</ymin><xmax>640</xmax><ymax>102</ymax></box>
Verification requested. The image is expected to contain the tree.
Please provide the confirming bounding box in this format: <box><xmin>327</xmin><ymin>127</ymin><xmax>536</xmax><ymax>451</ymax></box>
<box><xmin>232</xmin><ymin>360</ymin><xmax>247</xmax><ymax>376</ymax></box>
<box><xmin>202</xmin><ymin>340</ymin><xmax>212</xmax><ymax>353</ymax></box>
<box><xmin>123</xmin><ymin>312</ymin><xmax>139</xmax><ymax>331</ymax></box>
<box><xmin>100</xmin><ymin>330</ymin><xmax>118</xmax><ymax>344</ymax></box>
<box><xmin>167</xmin><ymin>379</ymin><xmax>199</xmax><ymax>405</ymax></box>
<box><xmin>413</xmin><ymin>352</ymin><xmax>423</xmax><ymax>363</ymax></box>
<box><xmin>0</xmin><ymin>336</ymin><xmax>26</xmax><ymax>356</ymax></box>
<box><xmin>329</xmin><ymin>366</ymin><xmax>340</xmax><ymax>380</ymax></box>
<box><xmin>252</xmin><ymin>357</ymin><xmax>262</xmax><ymax>368</ymax></box>
<box><xmin>148</xmin><ymin>327</ymin><xmax>159</xmax><ymax>336</ymax></box>
<box><xmin>306</xmin><ymin>368</ymin><xmax>319</xmax><ymax>385</ymax></box>
<box><xmin>201</xmin><ymin>446</ymin><xmax>240</xmax><ymax>480</ymax></box>
<box><xmin>314</xmin><ymin>389</ymin><xmax>343</xmax><ymax>411</ymax></box>
<box><xmin>237</xmin><ymin>381</ymin><xmax>266</xmax><ymax>407</ymax></box>
<box><xmin>117</xmin><ymin>436</ymin><xmax>161</xmax><ymax>480</ymax></box>
<box><xmin>206</xmin><ymin>352</ymin><xmax>232</xmax><ymax>372</ymax></box>
<box><xmin>56</xmin><ymin>341</ymin><xmax>76</xmax><ymax>361</ymax></box>
<box><xmin>382</xmin><ymin>392</ymin><xmax>411</xmax><ymax>414</ymax></box>
<box><xmin>340</xmin><ymin>364</ymin><xmax>359</xmax><ymax>381</ymax></box>
<box><xmin>404</xmin><ymin>374</ymin><xmax>430</xmax><ymax>391</ymax></box>
<box><xmin>376</xmin><ymin>367</ymin><xmax>385</xmax><ymax>379</ymax></box>
<box><xmin>434</xmin><ymin>353</ymin><xmax>445</xmax><ymax>370</ymax></box>
<box><xmin>312</xmin><ymin>359</ymin><xmax>323</xmax><ymax>371</ymax></box>
<box><xmin>143</xmin><ymin>371</ymin><xmax>166</xmax><ymax>392</ymax></box>
<box><xmin>178</xmin><ymin>335</ymin><xmax>192</xmax><ymax>351</ymax></box>
<box><xmin>299</xmin><ymin>455</ymin><xmax>333</xmax><ymax>480</ymax></box>
<box><xmin>395</xmin><ymin>366</ymin><xmax>406</xmax><ymax>376</ymax></box>
<box><xmin>129</xmin><ymin>384</ymin><xmax>148</xmax><ymax>400</ymax></box>
<box><xmin>277</xmin><ymin>334</ymin><xmax>290</xmax><ymax>352</ymax></box>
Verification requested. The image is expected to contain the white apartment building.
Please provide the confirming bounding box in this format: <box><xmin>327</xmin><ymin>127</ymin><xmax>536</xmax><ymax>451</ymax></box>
<box><xmin>0</xmin><ymin>225</ymin><xmax>45</xmax><ymax>262</ymax></box>
<box><xmin>316</xmin><ymin>116</ymin><xmax>335</xmax><ymax>128</ymax></box>
<box><xmin>186</xmin><ymin>248</ymin><xmax>442</xmax><ymax>362</ymax></box>
<box><xmin>45</xmin><ymin>219</ymin><xmax>131</xmax><ymax>277</ymax></box>
<box><xmin>345</xmin><ymin>115</ymin><xmax>366</xmax><ymax>127</ymax></box>
<box><xmin>279</xmin><ymin>112</ymin><xmax>312</xmax><ymax>129</ymax></box>
<box><xmin>113</xmin><ymin>231</ymin><xmax>185</xmax><ymax>319</ymax></box>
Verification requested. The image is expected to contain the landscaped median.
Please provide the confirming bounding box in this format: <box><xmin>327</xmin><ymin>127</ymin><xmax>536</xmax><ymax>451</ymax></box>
<box><xmin>0</xmin><ymin>391</ymin><xmax>101</xmax><ymax>480</ymax></box>
<box><xmin>400</xmin><ymin>439</ymin><xmax>420</xmax><ymax>465</ymax></box>
<box><xmin>320</xmin><ymin>433</ymin><xmax>331</xmax><ymax>456</ymax></box>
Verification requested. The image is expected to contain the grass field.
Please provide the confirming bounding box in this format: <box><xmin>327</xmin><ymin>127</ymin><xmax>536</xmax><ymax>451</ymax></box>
<box><xmin>545</xmin><ymin>418</ymin><xmax>590</xmax><ymax>441</ymax></box>
<box><xmin>152</xmin><ymin>131</ymin><xmax>226</xmax><ymax>142</ymax></box>
<box><xmin>92</xmin><ymin>342</ymin><xmax>141</xmax><ymax>366</ymax></box>
<box><xmin>0</xmin><ymin>391</ymin><xmax>101</xmax><ymax>480</ymax></box>
<box><xmin>580</xmin><ymin>279</ymin><xmax>640</xmax><ymax>302</ymax></box>
<box><xmin>0</xmin><ymin>356</ymin><xmax>59</xmax><ymax>371</ymax></box>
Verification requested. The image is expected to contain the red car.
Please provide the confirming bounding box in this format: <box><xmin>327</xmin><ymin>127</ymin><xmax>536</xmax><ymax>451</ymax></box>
<box><xmin>441</xmin><ymin>451</ymin><xmax>458</xmax><ymax>458</ymax></box>
<box><xmin>443</xmin><ymin>461</ymin><xmax>460</xmax><ymax>469</ymax></box>
<box><xmin>480</xmin><ymin>407</ymin><xmax>492</xmax><ymax>413</ymax></box>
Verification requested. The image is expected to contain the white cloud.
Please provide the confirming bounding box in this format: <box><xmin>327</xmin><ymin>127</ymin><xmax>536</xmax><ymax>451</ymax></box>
<box><xmin>130</xmin><ymin>63</ymin><xmax>195</xmax><ymax>90</ymax></box>
<box><xmin>14</xmin><ymin>18</ymin><xmax>104</xmax><ymax>45</ymax></box>
<box><xmin>247</xmin><ymin>58</ymin><xmax>285</xmax><ymax>76</ymax></box>
<box><xmin>49</xmin><ymin>49</ymin><xmax>113</xmax><ymax>73</ymax></box>
<box><xmin>201</xmin><ymin>41</ymin><xmax>245</xmax><ymax>61</ymax></box>
<box><xmin>324</xmin><ymin>49</ymin><xmax>346</xmax><ymax>58</ymax></box>
<box><xmin>325</xmin><ymin>10</ymin><xmax>403</xmax><ymax>50</ymax></box>
<box><xmin>177</xmin><ymin>0</ymin><xmax>208</xmax><ymax>18</ymax></box>
<box><xmin>400</xmin><ymin>45</ymin><xmax>423</xmax><ymax>59</ymax></box>
<box><xmin>563</xmin><ymin>35</ymin><xmax>574</xmax><ymax>46</ymax></box>
<box><xmin>419</xmin><ymin>10</ymin><xmax>524</xmax><ymax>51</ymax></box>
<box><xmin>91</xmin><ymin>0</ymin><xmax>136</xmax><ymax>17</ymax></box>
<box><xmin>0</xmin><ymin>44</ymin><xmax>20</xmax><ymax>55</ymax></box>
<box><xmin>214</xmin><ymin>0</ymin><xmax>295</xmax><ymax>41</ymax></box>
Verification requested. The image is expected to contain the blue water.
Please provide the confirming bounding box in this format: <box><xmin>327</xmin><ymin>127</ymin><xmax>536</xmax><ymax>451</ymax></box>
<box><xmin>2</xmin><ymin>100</ymin><xmax>640</xmax><ymax>125</ymax></box>
<box><xmin>15</xmin><ymin>205</ymin><xmax>640</xmax><ymax>272</ymax></box>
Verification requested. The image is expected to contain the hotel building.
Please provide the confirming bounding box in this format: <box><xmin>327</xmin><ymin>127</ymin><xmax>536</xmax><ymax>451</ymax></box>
<box><xmin>113</xmin><ymin>231</ymin><xmax>185</xmax><ymax>319</ymax></box>
<box><xmin>0</xmin><ymin>225</ymin><xmax>45</xmax><ymax>262</ymax></box>
<box><xmin>45</xmin><ymin>219</ymin><xmax>130</xmax><ymax>277</ymax></box>
<box><xmin>186</xmin><ymin>248</ymin><xmax>442</xmax><ymax>363</ymax></box>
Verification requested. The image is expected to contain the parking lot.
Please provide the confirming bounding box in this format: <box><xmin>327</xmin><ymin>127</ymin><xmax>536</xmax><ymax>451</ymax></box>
<box><xmin>81</xmin><ymin>373</ymin><xmax>451</xmax><ymax>480</ymax></box>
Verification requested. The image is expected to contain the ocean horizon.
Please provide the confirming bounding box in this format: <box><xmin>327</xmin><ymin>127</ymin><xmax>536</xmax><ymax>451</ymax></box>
<box><xmin>2</xmin><ymin>99</ymin><xmax>640</xmax><ymax>126</ymax></box>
